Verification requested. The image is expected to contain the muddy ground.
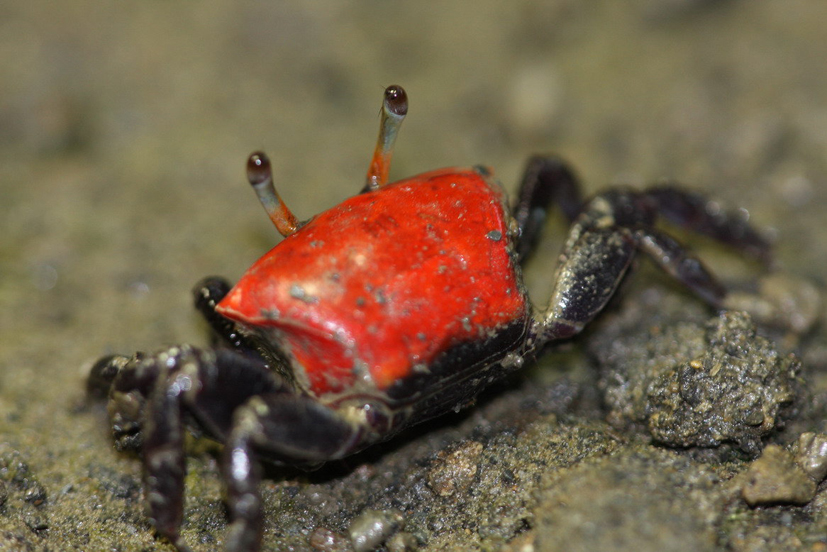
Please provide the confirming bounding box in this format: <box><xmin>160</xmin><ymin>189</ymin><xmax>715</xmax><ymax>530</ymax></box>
<box><xmin>2</xmin><ymin>1</ymin><xmax>827</xmax><ymax>551</ymax></box>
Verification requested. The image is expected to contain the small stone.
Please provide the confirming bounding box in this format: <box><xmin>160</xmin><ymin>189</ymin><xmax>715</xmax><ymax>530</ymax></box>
<box><xmin>741</xmin><ymin>445</ymin><xmax>816</xmax><ymax>506</ymax></box>
<box><xmin>794</xmin><ymin>432</ymin><xmax>827</xmax><ymax>482</ymax></box>
<box><xmin>349</xmin><ymin>509</ymin><xmax>405</xmax><ymax>552</ymax></box>
<box><xmin>427</xmin><ymin>440</ymin><xmax>483</xmax><ymax>497</ymax></box>
<box><xmin>386</xmin><ymin>531</ymin><xmax>419</xmax><ymax>552</ymax></box>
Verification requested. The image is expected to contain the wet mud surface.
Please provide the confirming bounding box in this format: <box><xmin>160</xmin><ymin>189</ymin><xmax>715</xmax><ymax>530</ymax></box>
<box><xmin>2</xmin><ymin>1</ymin><xmax>827</xmax><ymax>551</ymax></box>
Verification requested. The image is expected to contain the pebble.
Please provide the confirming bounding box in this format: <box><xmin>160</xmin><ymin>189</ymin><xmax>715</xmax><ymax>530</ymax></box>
<box><xmin>741</xmin><ymin>445</ymin><xmax>816</xmax><ymax>506</ymax></box>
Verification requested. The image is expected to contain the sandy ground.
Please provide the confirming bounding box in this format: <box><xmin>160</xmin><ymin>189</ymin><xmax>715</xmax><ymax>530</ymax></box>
<box><xmin>2</xmin><ymin>1</ymin><xmax>827</xmax><ymax>551</ymax></box>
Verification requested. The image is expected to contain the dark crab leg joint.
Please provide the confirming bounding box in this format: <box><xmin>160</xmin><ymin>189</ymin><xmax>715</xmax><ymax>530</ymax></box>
<box><xmin>88</xmin><ymin>85</ymin><xmax>771</xmax><ymax>552</ymax></box>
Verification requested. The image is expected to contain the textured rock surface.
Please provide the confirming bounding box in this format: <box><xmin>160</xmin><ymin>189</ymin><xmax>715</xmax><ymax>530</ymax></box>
<box><xmin>593</xmin><ymin>302</ymin><xmax>799</xmax><ymax>453</ymax></box>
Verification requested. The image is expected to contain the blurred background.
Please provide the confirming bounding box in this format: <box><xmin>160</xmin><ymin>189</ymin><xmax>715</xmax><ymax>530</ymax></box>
<box><xmin>1</xmin><ymin>1</ymin><xmax>826</xmax><ymax>550</ymax></box>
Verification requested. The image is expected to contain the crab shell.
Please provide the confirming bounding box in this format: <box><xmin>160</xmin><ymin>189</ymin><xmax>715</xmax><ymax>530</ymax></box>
<box><xmin>216</xmin><ymin>167</ymin><xmax>529</xmax><ymax>396</ymax></box>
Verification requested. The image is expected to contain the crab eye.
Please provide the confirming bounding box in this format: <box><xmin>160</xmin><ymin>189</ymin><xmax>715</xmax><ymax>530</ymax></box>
<box><xmin>246</xmin><ymin>151</ymin><xmax>300</xmax><ymax>238</ymax></box>
<box><xmin>247</xmin><ymin>152</ymin><xmax>270</xmax><ymax>185</ymax></box>
<box><xmin>383</xmin><ymin>85</ymin><xmax>408</xmax><ymax>117</ymax></box>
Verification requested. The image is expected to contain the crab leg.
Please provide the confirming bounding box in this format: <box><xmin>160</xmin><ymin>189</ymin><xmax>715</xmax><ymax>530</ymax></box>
<box><xmin>92</xmin><ymin>346</ymin><xmax>291</xmax><ymax>551</ymax></box>
<box><xmin>645</xmin><ymin>186</ymin><xmax>772</xmax><ymax>264</ymax></box>
<box><xmin>537</xmin><ymin>186</ymin><xmax>733</xmax><ymax>343</ymax></box>
<box><xmin>512</xmin><ymin>155</ymin><xmax>583</xmax><ymax>262</ymax></box>
<box><xmin>223</xmin><ymin>394</ymin><xmax>362</xmax><ymax>552</ymax></box>
<box><xmin>542</xmin><ymin>227</ymin><xmax>638</xmax><ymax>340</ymax></box>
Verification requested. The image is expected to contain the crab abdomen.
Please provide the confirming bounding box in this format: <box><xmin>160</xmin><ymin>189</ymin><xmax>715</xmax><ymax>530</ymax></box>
<box><xmin>217</xmin><ymin>168</ymin><xmax>528</xmax><ymax>396</ymax></box>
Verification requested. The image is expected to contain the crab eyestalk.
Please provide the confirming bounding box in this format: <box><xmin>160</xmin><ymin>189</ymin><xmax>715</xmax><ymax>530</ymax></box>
<box><xmin>247</xmin><ymin>152</ymin><xmax>300</xmax><ymax>237</ymax></box>
<box><xmin>365</xmin><ymin>85</ymin><xmax>408</xmax><ymax>191</ymax></box>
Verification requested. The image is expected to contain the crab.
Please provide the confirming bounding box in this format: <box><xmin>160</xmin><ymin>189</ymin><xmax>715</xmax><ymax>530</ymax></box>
<box><xmin>87</xmin><ymin>85</ymin><xmax>770</xmax><ymax>552</ymax></box>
